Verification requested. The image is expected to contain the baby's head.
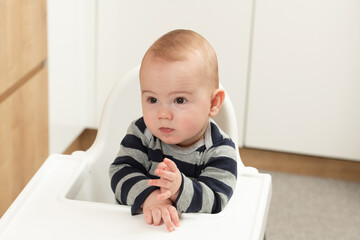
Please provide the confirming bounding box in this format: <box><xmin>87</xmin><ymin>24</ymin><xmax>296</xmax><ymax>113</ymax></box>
<box><xmin>139</xmin><ymin>29</ymin><xmax>225</xmax><ymax>147</ymax></box>
<box><xmin>141</xmin><ymin>29</ymin><xmax>219</xmax><ymax>91</ymax></box>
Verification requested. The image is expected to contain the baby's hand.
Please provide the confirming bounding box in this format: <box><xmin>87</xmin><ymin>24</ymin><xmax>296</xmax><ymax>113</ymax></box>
<box><xmin>148</xmin><ymin>158</ymin><xmax>182</xmax><ymax>202</ymax></box>
<box><xmin>143</xmin><ymin>189</ymin><xmax>180</xmax><ymax>232</ymax></box>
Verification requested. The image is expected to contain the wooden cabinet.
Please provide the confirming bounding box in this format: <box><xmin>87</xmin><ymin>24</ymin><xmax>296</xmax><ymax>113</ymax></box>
<box><xmin>0</xmin><ymin>0</ymin><xmax>47</xmax><ymax>97</ymax></box>
<box><xmin>0</xmin><ymin>0</ymin><xmax>48</xmax><ymax>216</ymax></box>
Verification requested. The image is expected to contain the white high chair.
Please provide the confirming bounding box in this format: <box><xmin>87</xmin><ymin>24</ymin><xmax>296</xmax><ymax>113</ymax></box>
<box><xmin>0</xmin><ymin>66</ymin><xmax>272</xmax><ymax>240</ymax></box>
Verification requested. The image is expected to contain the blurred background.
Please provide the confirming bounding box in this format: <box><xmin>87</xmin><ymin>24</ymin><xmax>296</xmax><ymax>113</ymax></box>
<box><xmin>45</xmin><ymin>0</ymin><xmax>360</xmax><ymax>159</ymax></box>
<box><xmin>1</xmin><ymin>0</ymin><xmax>359</xmax><ymax>237</ymax></box>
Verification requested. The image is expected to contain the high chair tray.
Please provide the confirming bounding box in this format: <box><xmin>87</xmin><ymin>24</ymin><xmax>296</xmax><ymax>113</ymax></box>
<box><xmin>0</xmin><ymin>153</ymin><xmax>271</xmax><ymax>240</ymax></box>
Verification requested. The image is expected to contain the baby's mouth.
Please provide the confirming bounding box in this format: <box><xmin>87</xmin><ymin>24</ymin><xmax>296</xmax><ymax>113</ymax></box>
<box><xmin>159</xmin><ymin>127</ymin><xmax>174</xmax><ymax>134</ymax></box>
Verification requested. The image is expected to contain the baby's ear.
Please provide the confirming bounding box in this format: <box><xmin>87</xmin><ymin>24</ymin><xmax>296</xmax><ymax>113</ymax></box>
<box><xmin>209</xmin><ymin>89</ymin><xmax>225</xmax><ymax>117</ymax></box>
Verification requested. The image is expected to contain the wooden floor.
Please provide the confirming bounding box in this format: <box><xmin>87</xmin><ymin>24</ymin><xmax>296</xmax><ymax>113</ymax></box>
<box><xmin>240</xmin><ymin>148</ymin><xmax>360</xmax><ymax>182</ymax></box>
<box><xmin>65</xmin><ymin>129</ymin><xmax>360</xmax><ymax>182</ymax></box>
<box><xmin>64</xmin><ymin>129</ymin><xmax>98</xmax><ymax>155</ymax></box>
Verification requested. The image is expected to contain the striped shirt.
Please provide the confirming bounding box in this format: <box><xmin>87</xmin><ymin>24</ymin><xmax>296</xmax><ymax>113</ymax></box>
<box><xmin>109</xmin><ymin>117</ymin><xmax>237</xmax><ymax>215</ymax></box>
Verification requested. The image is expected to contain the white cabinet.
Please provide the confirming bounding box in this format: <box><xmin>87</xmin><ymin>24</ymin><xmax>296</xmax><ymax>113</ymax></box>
<box><xmin>47</xmin><ymin>0</ymin><xmax>96</xmax><ymax>153</ymax></box>
<box><xmin>245</xmin><ymin>0</ymin><xmax>360</xmax><ymax>161</ymax></box>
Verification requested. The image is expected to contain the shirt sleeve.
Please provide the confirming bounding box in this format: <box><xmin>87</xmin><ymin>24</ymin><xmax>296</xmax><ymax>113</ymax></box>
<box><xmin>174</xmin><ymin>141</ymin><xmax>237</xmax><ymax>214</ymax></box>
<box><xmin>109</xmin><ymin>119</ymin><xmax>158</xmax><ymax>215</ymax></box>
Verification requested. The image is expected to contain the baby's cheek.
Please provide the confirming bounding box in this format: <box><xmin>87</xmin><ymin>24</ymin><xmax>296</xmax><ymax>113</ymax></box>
<box><xmin>183</xmin><ymin>116</ymin><xmax>203</xmax><ymax>131</ymax></box>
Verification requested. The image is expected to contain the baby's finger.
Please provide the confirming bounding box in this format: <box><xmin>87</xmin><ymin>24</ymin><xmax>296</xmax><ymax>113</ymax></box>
<box><xmin>163</xmin><ymin>158</ymin><xmax>178</xmax><ymax>172</ymax></box>
<box><xmin>143</xmin><ymin>209</ymin><xmax>153</xmax><ymax>225</ymax></box>
<box><xmin>152</xmin><ymin>208</ymin><xmax>162</xmax><ymax>226</ymax></box>
<box><xmin>162</xmin><ymin>208</ymin><xmax>175</xmax><ymax>232</ymax></box>
<box><xmin>169</xmin><ymin>206</ymin><xmax>180</xmax><ymax>227</ymax></box>
<box><xmin>157</xmin><ymin>162</ymin><xmax>167</xmax><ymax>171</ymax></box>
<box><xmin>148</xmin><ymin>179</ymin><xmax>171</xmax><ymax>189</ymax></box>
<box><xmin>154</xmin><ymin>169</ymin><xmax>175</xmax><ymax>181</ymax></box>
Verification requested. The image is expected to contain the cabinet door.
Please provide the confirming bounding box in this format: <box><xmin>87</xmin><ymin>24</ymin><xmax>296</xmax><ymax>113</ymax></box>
<box><xmin>0</xmin><ymin>0</ymin><xmax>48</xmax><ymax>217</ymax></box>
<box><xmin>47</xmin><ymin>0</ymin><xmax>96</xmax><ymax>153</ymax></box>
<box><xmin>245</xmin><ymin>0</ymin><xmax>360</xmax><ymax>161</ymax></box>
<box><xmin>0</xmin><ymin>68</ymin><xmax>48</xmax><ymax>216</ymax></box>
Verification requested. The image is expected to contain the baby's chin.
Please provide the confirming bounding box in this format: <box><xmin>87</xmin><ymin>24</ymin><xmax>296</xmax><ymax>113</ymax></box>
<box><xmin>153</xmin><ymin>134</ymin><xmax>186</xmax><ymax>146</ymax></box>
<box><xmin>166</xmin><ymin>138</ymin><xmax>198</xmax><ymax>148</ymax></box>
<box><xmin>157</xmin><ymin>136</ymin><xmax>181</xmax><ymax>146</ymax></box>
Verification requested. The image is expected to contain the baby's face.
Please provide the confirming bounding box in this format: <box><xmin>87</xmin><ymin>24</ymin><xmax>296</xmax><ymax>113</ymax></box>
<box><xmin>140</xmin><ymin>56</ymin><xmax>213</xmax><ymax>147</ymax></box>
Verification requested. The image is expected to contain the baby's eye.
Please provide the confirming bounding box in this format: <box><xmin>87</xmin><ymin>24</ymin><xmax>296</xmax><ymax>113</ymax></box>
<box><xmin>175</xmin><ymin>97</ymin><xmax>187</xmax><ymax>104</ymax></box>
<box><xmin>148</xmin><ymin>97</ymin><xmax>158</xmax><ymax>104</ymax></box>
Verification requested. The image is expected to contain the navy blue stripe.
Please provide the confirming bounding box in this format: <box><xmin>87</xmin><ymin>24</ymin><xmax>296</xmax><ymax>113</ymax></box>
<box><xmin>210</xmin><ymin>122</ymin><xmax>223</xmax><ymax>143</ymax></box>
<box><xmin>210</xmin><ymin>138</ymin><xmax>235</xmax><ymax>149</ymax></box>
<box><xmin>111</xmin><ymin>156</ymin><xmax>147</xmax><ymax>174</ymax></box>
<box><xmin>211</xmin><ymin>192</ymin><xmax>223</xmax><ymax>213</ymax></box>
<box><xmin>131</xmin><ymin>186</ymin><xmax>159</xmax><ymax>215</ymax></box>
<box><xmin>204</xmin><ymin>156</ymin><xmax>237</xmax><ymax>177</ymax></box>
<box><xmin>195</xmin><ymin>145</ymin><xmax>206</xmax><ymax>153</ymax></box>
<box><xmin>186</xmin><ymin>181</ymin><xmax>203</xmax><ymax>213</ymax></box>
<box><xmin>135</xmin><ymin>117</ymin><xmax>146</xmax><ymax>133</ymax></box>
<box><xmin>121</xmin><ymin>134</ymin><xmax>148</xmax><ymax>154</ymax></box>
<box><xmin>121</xmin><ymin>176</ymin><xmax>148</xmax><ymax>205</ymax></box>
<box><xmin>111</xmin><ymin>166</ymin><xmax>144</xmax><ymax>192</ymax></box>
<box><xmin>148</xmin><ymin>148</ymin><xmax>164</xmax><ymax>163</ymax></box>
<box><xmin>198</xmin><ymin>176</ymin><xmax>233</xmax><ymax>199</ymax></box>
<box><xmin>164</xmin><ymin>155</ymin><xmax>202</xmax><ymax>178</ymax></box>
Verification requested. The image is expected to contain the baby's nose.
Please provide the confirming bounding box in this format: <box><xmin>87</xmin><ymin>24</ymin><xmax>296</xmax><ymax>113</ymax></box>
<box><xmin>158</xmin><ymin>106</ymin><xmax>173</xmax><ymax>120</ymax></box>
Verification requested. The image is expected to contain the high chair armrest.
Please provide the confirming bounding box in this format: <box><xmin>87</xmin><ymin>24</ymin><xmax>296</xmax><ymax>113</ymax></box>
<box><xmin>0</xmin><ymin>154</ymin><xmax>84</xmax><ymax>229</ymax></box>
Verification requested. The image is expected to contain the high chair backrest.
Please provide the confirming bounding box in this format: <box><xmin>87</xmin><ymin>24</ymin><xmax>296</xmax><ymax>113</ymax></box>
<box><xmin>85</xmin><ymin>66</ymin><xmax>243</xmax><ymax>203</ymax></box>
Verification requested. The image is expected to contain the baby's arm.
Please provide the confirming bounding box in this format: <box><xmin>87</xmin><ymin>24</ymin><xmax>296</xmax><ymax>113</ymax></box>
<box><xmin>148</xmin><ymin>154</ymin><xmax>237</xmax><ymax>214</ymax></box>
<box><xmin>109</xmin><ymin>119</ymin><xmax>157</xmax><ymax>215</ymax></box>
<box><xmin>176</xmin><ymin>157</ymin><xmax>237</xmax><ymax>214</ymax></box>
<box><xmin>160</xmin><ymin>141</ymin><xmax>237</xmax><ymax>214</ymax></box>
<box><xmin>109</xmin><ymin>154</ymin><xmax>157</xmax><ymax>214</ymax></box>
<box><xmin>143</xmin><ymin>189</ymin><xmax>180</xmax><ymax>232</ymax></box>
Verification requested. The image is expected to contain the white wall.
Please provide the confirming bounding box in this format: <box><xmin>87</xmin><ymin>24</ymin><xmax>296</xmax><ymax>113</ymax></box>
<box><xmin>47</xmin><ymin>0</ymin><xmax>96</xmax><ymax>153</ymax></box>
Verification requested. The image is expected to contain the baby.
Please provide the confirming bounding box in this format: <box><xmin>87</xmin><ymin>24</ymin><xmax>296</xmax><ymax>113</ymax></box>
<box><xmin>109</xmin><ymin>29</ymin><xmax>237</xmax><ymax>232</ymax></box>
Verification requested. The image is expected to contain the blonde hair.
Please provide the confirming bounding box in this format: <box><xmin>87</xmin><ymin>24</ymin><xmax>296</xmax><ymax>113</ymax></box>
<box><xmin>141</xmin><ymin>29</ymin><xmax>219</xmax><ymax>88</ymax></box>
